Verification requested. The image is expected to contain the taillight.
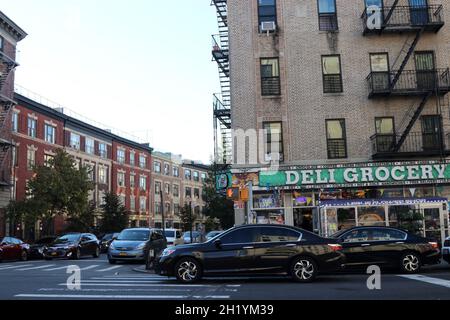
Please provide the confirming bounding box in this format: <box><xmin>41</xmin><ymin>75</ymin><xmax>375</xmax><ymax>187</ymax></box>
<box><xmin>328</xmin><ymin>244</ymin><xmax>343</xmax><ymax>251</ymax></box>
<box><xmin>429</xmin><ymin>242</ymin><xmax>439</xmax><ymax>250</ymax></box>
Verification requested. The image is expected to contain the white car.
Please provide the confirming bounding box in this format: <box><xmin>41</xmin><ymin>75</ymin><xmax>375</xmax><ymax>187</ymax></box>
<box><xmin>164</xmin><ymin>229</ymin><xmax>183</xmax><ymax>246</ymax></box>
<box><xmin>443</xmin><ymin>236</ymin><xmax>450</xmax><ymax>264</ymax></box>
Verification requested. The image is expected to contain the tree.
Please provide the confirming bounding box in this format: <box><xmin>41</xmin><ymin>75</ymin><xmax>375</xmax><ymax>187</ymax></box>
<box><xmin>99</xmin><ymin>192</ymin><xmax>129</xmax><ymax>233</ymax></box>
<box><xmin>204</xmin><ymin>216</ymin><xmax>221</xmax><ymax>232</ymax></box>
<box><xmin>202</xmin><ymin>164</ymin><xmax>234</xmax><ymax>229</ymax></box>
<box><xmin>179</xmin><ymin>204</ymin><xmax>197</xmax><ymax>232</ymax></box>
<box><xmin>65</xmin><ymin>202</ymin><xmax>96</xmax><ymax>233</ymax></box>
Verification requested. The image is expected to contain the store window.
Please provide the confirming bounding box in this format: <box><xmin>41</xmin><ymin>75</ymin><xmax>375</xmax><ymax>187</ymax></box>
<box><xmin>254</xmin><ymin>210</ymin><xmax>285</xmax><ymax>225</ymax></box>
<box><xmin>293</xmin><ymin>192</ymin><xmax>314</xmax><ymax>207</ymax></box>
<box><xmin>381</xmin><ymin>188</ymin><xmax>404</xmax><ymax>198</ymax></box>
<box><xmin>263</xmin><ymin>122</ymin><xmax>284</xmax><ymax>162</ymax></box>
<box><xmin>326</xmin><ymin>119</ymin><xmax>347</xmax><ymax>159</ymax></box>
<box><xmin>358</xmin><ymin>206</ymin><xmax>386</xmax><ymax>226</ymax></box>
<box><xmin>337</xmin><ymin>208</ymin><xmax>356</xmax><ymax>231</ymax></box>
<box><xmin>253</xmin><ymin>192</ymin><xmax>283</xmax><ymax>209</ymax></box>
<box><xmin>410</xmin><ymin>187</ymin><xmax>435</xmax><ymax>198</ymax></box>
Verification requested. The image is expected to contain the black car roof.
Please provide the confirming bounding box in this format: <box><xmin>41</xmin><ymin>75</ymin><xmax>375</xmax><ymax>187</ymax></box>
<box><xmin>337</xmin><ymin>226</ymin><xmax>409</xmax><ymax>233</ymax></box>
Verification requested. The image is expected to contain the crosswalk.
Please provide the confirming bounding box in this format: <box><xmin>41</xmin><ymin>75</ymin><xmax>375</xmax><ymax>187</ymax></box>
<box><xmin>0</xmin><ymin>262</ymin><xmax>126</xmax><ymax>274</ymax></box>
<box><xmin>15</xmin><ymin>274</ymin><xmax>238</xmax><ymax>300</ymax></box>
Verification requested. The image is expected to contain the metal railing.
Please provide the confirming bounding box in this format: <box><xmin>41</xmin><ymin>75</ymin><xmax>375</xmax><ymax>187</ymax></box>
<box><xmin>319</xmin><ymin>13</ymin><xmax>338</xmax><ymax>31</ymax></box>
<box><xmin>362</xmin><ymin>5</ymin><xmax>444</xmax><ymax>32</ymax></box>
<box><xmin>371</xmin><ymin>132</ymin><xmax>450</xmax><ymax>155</ymax></box>
<box><xmin>367</xmin><ymin>68</ymin><xmax>450</xmax><ymax>96</ymax></box>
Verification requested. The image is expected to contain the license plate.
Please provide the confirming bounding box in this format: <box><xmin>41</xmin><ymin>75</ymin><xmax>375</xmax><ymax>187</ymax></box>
<box><xmin>149</xmin><ymin>250</ymin><xmax>155</xmax><ymax>257</ymax></box>
<box><xmin>119</xmin><ymin>252</ymin><xmax>128</xmax><ymax>256</ymax></box>
<box><xmin>444</xmin><ymin>249</ymin><xmax>449</xmax><ymax>255</ymax></box>
<box><xmin>51</xmin><ymin>252</ymin><xmax>57</xmax><ymax>256</ymax></box>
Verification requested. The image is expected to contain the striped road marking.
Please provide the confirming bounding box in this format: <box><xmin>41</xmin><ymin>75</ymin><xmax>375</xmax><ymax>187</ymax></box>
<box><xmin>96</xmin><ymin>266</ymin><xmax>122</xmax><ymax>272</ymax></box>
<box><xmin>57</xmin><ymin>282</ymin><xmax>240</xmax><ymax>288</ymax></box>
<box><xmin>399</xmin><ymin>275</ymin><xmax>450</xmax><ymax>289</ymax></box>
<box><xmin>16</xmin><ymin>265</ymin><xmax>55</xmax><ymax>271</ymax></box>
<box><xmin>0</xmin><ymin>264</ymin><xmax>33</xmax><ymax>270</ymax></box>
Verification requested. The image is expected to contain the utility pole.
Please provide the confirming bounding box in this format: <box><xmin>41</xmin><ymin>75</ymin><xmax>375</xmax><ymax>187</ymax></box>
<box><xmin>189</xmin><ymin>201</ymin><xmax>193</xmax><ymax>244</ymax></box>
<box><xmin>160</xmin><ymin>190</ymin><xmax>166</xmax><ymax>234</ymax></box>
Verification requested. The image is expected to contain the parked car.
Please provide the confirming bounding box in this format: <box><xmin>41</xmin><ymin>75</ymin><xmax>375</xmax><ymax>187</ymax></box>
<box><xmin>443</xmin><ymin>236</ymin><xmax>450</xmax><ymax>264</ymax></box>
<box><xmin>183</xmin><ymin>231</ymin><xmax>204</xmax><ymax>244</ymax></box>
<box><xmin>108</xmin><ymin>228</ymin><xmax>167</xmax><ymax>264</ymax></box>
<box><xmin>100</xmin><ymin>233</ymin><xmax>120</xmax><ymax>253</ymax></box>
<box><xmin>43</xmin><ymin>233</ymin><xmax>100</xmax><ymax>260</ymax></box>
<box><xmin>205</xmin><ymin>231</ymin><xmax>223</xmax><ymax>241</ymax></box>
<box><xmin>164</xmin><ymin>229</ymin><xmax>183</xmax><ymax>246</ymax></box>
<box><xmin>0</xmin><ymin>237</ymin><xmax>30</xmax><ymax>262</ymax></box>
<box><xmin>155</xmin><ymin>224</ymin><xmax>345</xmax><ymax>284</ymax></box>
<box><xmin>28</xmin><ymin>236</ymin><xmax>57</xmax><ymax>259</ymax></box>
<box><xmin>332</xmin><ymin>226</ymin><xmax>441</xmax><ymax>274</ymax></box>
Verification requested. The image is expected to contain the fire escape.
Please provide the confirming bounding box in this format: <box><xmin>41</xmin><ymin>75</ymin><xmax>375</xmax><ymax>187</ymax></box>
<box><xmin>362</xmin><ymin>2</ymin><xmax>450</xmax><ymax>159</ymax></box>
<box><xmin>0</xmin><ymin>50</ymin><xmax>18</xmax><ymax>188</ymax></box>
<box><xmin>211</xmin><ymin>0</ymin><xmax>232</xmax><ymax>164</ymax></box>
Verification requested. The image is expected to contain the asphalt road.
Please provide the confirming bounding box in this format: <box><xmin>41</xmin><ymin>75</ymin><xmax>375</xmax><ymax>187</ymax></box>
<box><xmin>0</xmin><ymin>255</ymin><xmax>449</xmax><ymax>300</ymax></box>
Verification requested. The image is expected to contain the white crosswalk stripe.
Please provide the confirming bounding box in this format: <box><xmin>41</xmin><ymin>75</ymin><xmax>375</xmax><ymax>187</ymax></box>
<box><xmin>96</xmin><ymin>266</ymin><xmax>122</xmax><ymax>272</ymax></box>
<box><xmin>17</xmin><ymin>265</ymin><xmax>55</xmax><ymax>271</ymax></box>
<box><xmin>399</xmin><ymin>275</ymin><xmax>450</xmax><ymax>289</ymax></box>
<box><xmin>0</xmin><ymin>264</ymin><xmax>33</xmax><ymax>270</ymax></box>
<box><xmin>43</xmin><ymin>266</ymin><xmax>71</xmax><ymax>272</ymax></box>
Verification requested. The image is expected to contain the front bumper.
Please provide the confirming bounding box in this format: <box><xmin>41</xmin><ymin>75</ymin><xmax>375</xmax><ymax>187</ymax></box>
<box><xmin>154</xmin><ymin>256</ymin><xmax>176</xmax><ymax>276</ymax></box>
<box><xmin>108</xmin><ymin>248</ymin><xmax>146</xmax><ymax>261</ymax></box>
<box><xmin>43</xmin><ymin>248</ymin><xmax>74</xmax><ymax>259</ymax></box>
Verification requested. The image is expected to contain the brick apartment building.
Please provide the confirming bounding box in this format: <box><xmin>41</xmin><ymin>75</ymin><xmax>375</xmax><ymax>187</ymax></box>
<box><xmin>8</xmin><ymin>93</ymin><xmax>153</xmax><ymax>237</ymax></box>
<box><xmin>213</xmin><ymin>0</ymin><xmax>450</xmax><ymax>244</ymax></box>
<box><xmin>0</xmin><ymin>11</ymin><xmax>27</xmax><ymax>238</ymax></box>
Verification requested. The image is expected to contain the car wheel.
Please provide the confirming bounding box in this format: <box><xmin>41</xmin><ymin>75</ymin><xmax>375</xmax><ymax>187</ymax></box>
<box><xmin>290</xmin><ymin>256</ymin><xmax>318</xmax><ymax>283</ymax></box>
<box><xmin>72</xmin><ymin>248</ymin><xmax>81</xmax><ymax>260</ymax></box>
<box><xmin>20</xmin><ymin>250</ymin><xmax>28</xmax><ymax>262</ymax></box>
<box><xmin>174</xmin><ymin>258</ymin><xmax>202</xmax><ymax>284</ymax></box>
<box><xmin>93</xmin><ymin>247</ymin><xmax>100</xmax><ymax>258</ymax></box>
<box><xmin>400</xmin><ymin>252</ymin><xmax>421</xmax><ymax>274</ymax></box>
<box><xmin>108</xmin><ymin>258</ymin><xmax>117</xmax><ymax>264</ymax></box>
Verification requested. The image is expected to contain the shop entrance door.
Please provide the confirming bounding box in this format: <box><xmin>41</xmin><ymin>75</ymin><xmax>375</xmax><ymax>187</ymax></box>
<box><xmin>293</xmin><ymin>208</ymin><xmax>314</xmax><ymax>232</ymax></box>
<box><xmin>420</xmin><ymin>203</ymin><xmax>445</xmax><ymax>244</ymax></box>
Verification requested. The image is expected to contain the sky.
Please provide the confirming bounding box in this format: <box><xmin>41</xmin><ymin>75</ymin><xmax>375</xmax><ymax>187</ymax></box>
<box><xmin>0</xmin><ymin>0</ymin><xmax>220</xmax><ymax>163</ymax></box>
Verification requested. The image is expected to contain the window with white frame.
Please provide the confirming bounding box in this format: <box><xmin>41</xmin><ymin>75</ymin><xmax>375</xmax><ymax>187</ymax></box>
<box><xmin>153</xmin><ymin>160</ymin><xmax>161</xmax><ymax>173</ymax></box>
<box><xmin>70</xmin><ymin>133</ymin><xmax>81</xmax><ymax>150</ymax></box>
<box><xmin>139</xmin><ymin>175</ymin><xmax>147</xmax><ymax>190</ymax></box>
<box><xmin>173</xmin><ymin>166</ymin><xmax>179</xmax><ymax>177</ymax></box>
<box><xmin>12</xmin><ymin>112</ymin><xmax>18</xmax><ymax>132</ymax></box>
<box><xmin>140</xmin><ymin>196</ymin><xmax>147</xmax><ymax>212</ymax></box>
<box><xmin>119</xmin><ymin>194</ymin><xmax>126</xmax><ymax>206</ymax></box>
<box><xmin>99</xmin><ymin>166</ymin><xmax>108</xmax><ymax>185</ymax></box>
<box><xmin>130</xmin><ymin>151</ymin><xmax>135</xmax><ymax>166</ymax></box>
<box><xmin>193</xmin><ymin>171</ymin><xmax>199</xmax><ymax>182</ymax></box>
<box><xmin>27</xmin><ymin>148</ymin><xmax>35</xmax><ymax>170</ymax></box>
<box><xmin>44</xmin><ymin>154</ymin><xmax>54</xmax><ymax>168</ymax></box>
<box><xmin>130</xmin><ymin>196</ymin><xmax>136</xmax><ymax>212</ymax></box>
<box><xmin>140</xmin><ymin>155</ymin><xmax>147</xmax><ymax>169</ymax></box>
<box><xmin>85</xmin><ymin>138</ymin><xmax>94</xmax><ymax>154</ymax></box>
<box><xmin>164</xmin><ymin>163</ymin><xmax>170</xmax><ymax>176</ymax></box>
<box><xmin>99</xmin><ymin>143</ymin><xmax>107</xmax><ymax>158</ymax></box>
<box><xmin>173</xmin><ymin>185</ymin><xmax>179</xmax><ymax>198</ymax></box>
<box><xmin>27</xmin><ymin>117</ymin><xmax>37</xmax><ymax>138</ymax></box>
<box><xmin>117</xmin><ymin>171</ymin><xmax>126</xmax><ymax>187</ymax></box>
<box><xmin>165</xmin><ymin>183</ymin><xmax>171</xmax><ymax>195</ymax></box>
<box><xmin>44</xmin><ymin>124</ymin><xmax>56</xmax><ymax>144</ymax></box>
<box><xmin>185</xmin><ymin>169</ymin><xmax>191</xmax><ymax>180</ymax></box>
<box><xmin>117</xmin><ymin>149</ymin><xmax>125</xmax><ymax>164</ymax></box>
<box><xmin>130</xmin><ymin>174</ymin><xmax>136</xmax><ymax>188</ymax></box>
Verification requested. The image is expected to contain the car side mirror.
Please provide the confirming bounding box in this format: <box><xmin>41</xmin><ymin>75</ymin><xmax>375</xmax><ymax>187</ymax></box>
<box><xmin>213</xmin><ymin>239</ymin><xmax>222</xmax><ymax>249</ymax></box>
<box><xmin>112</xmin><ymin>237</ymin><xmax>117</xmax><ymax>241</ymax></box>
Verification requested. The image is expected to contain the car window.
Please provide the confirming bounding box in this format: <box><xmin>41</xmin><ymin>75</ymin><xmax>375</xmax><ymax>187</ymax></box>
<box><xmin>1</xmin><ymin>237</ymin><xmax>11</xmax><ymax>244</ymax></box>
<box><xmin>219</xmin><ymin>228</ymin><xmax>255</xmax><ymax>244</ymax></box>
<box><xmin>176</xmin><ymin>231</ymin><xmax>182</xmax><ymax>238</ymax></box>
<box><xmin>373</xmin><ymin>229</ymin><xmax>407</xmax><ymax>241</ymax></box>
<box><xmin>341</xmin><ymin>229</ymin><xmax>370</xmax><ymax>243</ymax></box>
<box><xmin>13</xmin><ymin>238</ymin><xmax>23</xmax><ymax>245</ymax></box>
<box><xmin>256</xmin><ymin>227</ymin><xmax>302</xmax><ymax>243</ymax></box>
<box><xmin>117</xmin><ymin>230</ymin><xmax>150</xmax><ymax>241</ymax></box>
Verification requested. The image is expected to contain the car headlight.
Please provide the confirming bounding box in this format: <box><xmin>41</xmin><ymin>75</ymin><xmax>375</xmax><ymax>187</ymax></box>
<box><xmin>161</xmin><ymin>249</ymin><xmax>176</xmax><ymax>257</ymax></box>
<box><xmin>109</xmin><ymin>243</ymin><xmax>116</xmax><ymax>250</ymax></box>
<box><xmin>136</xmin><ymin>243</ymin><xmax>146</xmax><ymax>250</ymax></box>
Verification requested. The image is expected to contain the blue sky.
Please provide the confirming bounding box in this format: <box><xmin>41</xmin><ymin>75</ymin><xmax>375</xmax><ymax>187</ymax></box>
<box><xmin>1</xmin><ymin>0</ymin><xmax>219</xmax><ymax>163</ymax></box>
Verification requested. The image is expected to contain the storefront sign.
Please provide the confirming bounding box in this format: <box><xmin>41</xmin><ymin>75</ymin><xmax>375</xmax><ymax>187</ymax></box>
<box><xmin>319</xmin><ymin>197</ymin><xmax>448</xmax><ymax>207</ymax></box>
<box><xmin>259</xmin><ymin>160</ymin><xmax>450</xmax><ymax>189</ymax></box>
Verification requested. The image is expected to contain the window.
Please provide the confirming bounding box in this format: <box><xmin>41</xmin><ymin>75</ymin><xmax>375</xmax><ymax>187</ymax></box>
<box><xmin>99</xmin><ymin>166</ymin><xmax>108</xmax><ymax>185</ymax></box>
<box><xmin>117</xmin><ymin>149</ymin><xmax>125</xmax><ymax>164</ymax></box>
<box><xmin>358</xmin><ymin>206</ymin><xmax>386</xmax><ymax>226</ymax></box>
<box><xmin>219</xmin><ymin>229</ymin><xmax>256</xmax><ymax>244</ymax></box>
<box><xmin>263</xmin><ymin>122</ymin><xmax>284</xmax><ymax>162</ymax></box>
<box><xmin>140</xmin><ymin>197</ymin><xmax>147</xmax><ymax>212</ymax></box>
<box><xmin>371</xmin><ymin>229</ymin><xmax>407</xmax><ymax>241</ymax></box>
<box><xmin>139</xmin><ymin>175</ymin><xmax>147</xmax><ymax>190</ymax></box>
<box><xmin>0</xmin><ymin>36</ymin><xmax>3</xmax><ymax>52</ymax></box>
<box><xmin>165</xmin><ymin>203</ymin><xmax>171</xmax><ymax>214</ymax></box>
<box><xmin>318</xmin><ymin>0</ymin><xmax>338</xmax><ymax>31</ymax></box>
<box><xmin>27</xmin><ymin>148</ymin><xmax>35</xmax><ymax>170</ymax></box>
<box><xmin>12</xmin><ymin>112</ymin><xmax>18</xmax><ymax>132</ymax></box>
<box><xmin>374</xmin><ymin>117</ymin><xmax>395</xmax><ymax>152</ymax></box>
<box><xmin>185</xmin><ymin>169</ymin><xmax>191</xmax><ymax>180</ymax></box>
<box><xmin>43</xmin><ymin>124</ymin><xmax>55</xmax><ymax>144</ymax></box>
<box><xmin>193</xmin><ymin>171</ymin><xmax>199</xmax><ymax>182</ymax></box>
<box><xmin>194</xmin><ymin>188</ymin><xmax>200</xmax><ymax>199</ymax></box>
<box><xmin>173</xmin><ymin>166</ymin><xmax>179</xmax><ymax>177</ymax></box>
<box><xmin>322</xmin><ymin>55</ymin><xmax>343</xmax><ymax>93</ymax></box>
<box><xmin>155</xmin><ymin>181</ymin><xmax>162</xmax><ymax>195</ymax></box>
<box><xmin>117</xmin><ymin>172</ymin><xmax>126</xmax><ymax>187</ymax></box>
<box><xmin>139</xmin><ymin>155</ymin><xmax>146</xmax><ymax>169</ymax></box>
<box><xmin>258</xmin><ymin>0</ymin><xmax>277</xmax><ymax>28</ymax></box>
<box><xmin>27</xmin><ymin>117</ymin><xmax>37</xmax><ymax>138</ymax></box>
<box><xmin>326</xmin><ymin>119</ymin><xmax>347</xmax><ymax>159</ymax></box>
<box><xmin>341</xmin><ymin>229</ymin><xmax>370</xmax><ymax>243</ymax></box>
<box><xmin>155</xmin><ymin>202</ymin><xmax>161</xmax><ymax>215</ymax></box>
<box><xmin>174</xmin><ymin>204</ymin><xmax>180</xmax><ymax>215</ymax></box>
<box><xmin>85</xmin><ymin>138</ymin><xmax>94</xmax><ymax>154</ymax></box>
<box><xmin>70</xmin><ymin>133</ymin><xmax>81</xmax><ymax>150</ymax></box>
<box><xmin>12</xmin><ymin>146</ymin><xmax>18</xmax><ymax>167</ymax></box>
<box><xmin>173</xmin><ymin>185</ymin><xmax>179</xmax><ymax>198</ymax></box>
<box><xmin>86</xmin><ymin>163</ymin><xmax>95</xmax><ymax>182</ymax></box>
<box><xmin>154</xmin><ymin>161</ymin><xmax>161</xmax><ymax>173</ymax></box>
<box><xmin>130</xmin><ymin>196</ymin><xmax>136</xmax><ymax>212</ymax></box>
<box><xmin>201</xmin><ymin>173</ymin><xmax>207</xmax><ymax>182</ymax></box>
<box><xmin>370</xmin><ymin>53</ymin><xmax>390</xmax><ymax>92</ymax></box>
<box><xmin>119</xmin><ymin>194</ymin><xmax>126</xmax><ymax>206</ymax></box>
<box><xmin>164</xmin><ymin>164</ymin><xmax>170</xmax><ymax>176</ymax></box>
<box><xmin>130</xmin><ymin>174</ymin><xmax>136</xmax><ymax>188</ymax></box>
<box><xmin>260</xmin><ymin>58</ymin><xmax>281</xmax><ymax>96</ymax></box>
<box><xmin>185</xmin><ymin>187</ymin><xmax>192</xmax><ymax>198</ymax></box>
<box><xmin>130</xmin><ymin>152</ymin><xmax>135</xmax><ymax>166</ymax></box>
<box><xmin>165</xmin><ymin>183</ymin><xmax>171</xmax><ymax>195</ymax></box>
<box><xmin>255</xmin><ymin>227</ymin><xmax>301</xmax><ymax>242</ymax></box>
<box><xmin>99</xmin><ymin>143</ymin><xmax>107</xmax><ymax>158</ymax></box>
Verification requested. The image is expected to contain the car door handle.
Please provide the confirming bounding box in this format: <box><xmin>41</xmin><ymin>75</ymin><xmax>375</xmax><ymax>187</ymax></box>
<box><xmin>285</xmin><ymin>244</ymin><xmax>297</xmax><ymax>247</ymax></box>
<box><xmin>395</xmin><ymin>242</ymin><xmax>405</xmax><ymax>244</ymax></box>
<box><xmin>243</xmin><ymin>246</ymin><xmax>254</xmax><ymax>250</ymax></box>
<box><xmin>361</xmin><ymin>244</ymin><xmax>371</xmax><ymax>247</ymax></box>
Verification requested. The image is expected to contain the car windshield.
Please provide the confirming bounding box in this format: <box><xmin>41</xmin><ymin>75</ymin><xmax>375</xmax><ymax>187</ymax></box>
<box><xmin>184</xmin><ymin>231</ymin><xmax>199</xmax><ymax>237</ymax></box>
<box><xmin>102</xmin><ymin>234</ymin><xmax>113</xmax><ymax>241</ymax></box>
<box><xmin>117</xmin><ymin>230</ymin><xmax>150</xmax><ymax>241</ymax></box>
<box><xmin>164</xmin><ymin>231</ymin><xmax>175</xmax><ymax>238</ymax></box>
<box><xmin>207</xmin><ymin>232</ymin><xmax>221</xmax><ymax>238</ymax></box>
<box><xmin>54</xmin><ymin>234</ymin><xmax>81</xmax><ymax>244</ymax></box>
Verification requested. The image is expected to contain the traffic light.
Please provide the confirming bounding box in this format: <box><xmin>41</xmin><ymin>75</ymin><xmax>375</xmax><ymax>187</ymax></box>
<box><xmin>240</xmin><ymin>188</ymin><xmax>249</xmax><ymax>202</ymax></box>
<box><xmin>226</xmin><ymin>188</ymin><xmax>240</xmax><ymax>201</ymax></box>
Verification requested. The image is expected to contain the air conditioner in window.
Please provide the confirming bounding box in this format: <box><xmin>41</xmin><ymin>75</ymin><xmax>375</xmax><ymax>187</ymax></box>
<box><xmin>260</xmin><ymin>21</ymin><xmax>277</xmax><ymax>34</ymax></box>
<box><xmin>265</xmin><ymin>153</ymin><xmax>283</xmax><ymax>163</ymax></box>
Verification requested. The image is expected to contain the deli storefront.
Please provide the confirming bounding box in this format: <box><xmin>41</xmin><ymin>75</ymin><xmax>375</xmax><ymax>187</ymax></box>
<box><xmin>219</xmin><ymin>160</ymin><xmax>450</xmax><ymax>244</ymax></box>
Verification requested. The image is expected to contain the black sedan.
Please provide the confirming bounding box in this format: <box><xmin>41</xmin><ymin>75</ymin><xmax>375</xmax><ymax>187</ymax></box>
<box><xmin>332</xmin><ymin>226</ymin><xmax>441</xmax><ymax>274</ymax></box>
<box><xmin>28</xmin><ymin>236</ymin><xmax>57</xmax><ymax>259</ymax></box>
<box><xmin>43</xmin><ymin>233</ymin><xmax>100</xmax><ymax>260</ymax></box>
<box><xmin>100</xmin><ymin>233</ymin><xmax>120</xmax><ymax>253</ymax></box>
<box><xmin>155</xmin><ymin>224</ymin><xmax>345</xmax><ymax>284</ymax></box>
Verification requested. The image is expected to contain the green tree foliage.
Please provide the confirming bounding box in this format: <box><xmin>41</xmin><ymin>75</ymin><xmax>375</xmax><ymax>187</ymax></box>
<box><xmin>202</xmin><ymin>164</ymin><xmax>234</xmax><ymax>229</ymax></box>
<box><xmin>179</xmin><ymin>204</ymin><xmax>197</xmax><ymax>232</ymax></box>
<box><xmin>204</xmin><ymin>216</ymin><xmax>221</xmax><ymax>232</ymax></box>
<box><xmin>99</xmin><ymin>192</ymin><xmax>129</xmax><ymax>233</ymax></box>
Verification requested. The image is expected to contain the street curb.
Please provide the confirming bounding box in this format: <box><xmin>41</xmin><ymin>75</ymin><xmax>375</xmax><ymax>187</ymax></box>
<box><xmin>132</xmin><ymin>267</ymin><xmax>155</xmax><ymax>274</ymax></box>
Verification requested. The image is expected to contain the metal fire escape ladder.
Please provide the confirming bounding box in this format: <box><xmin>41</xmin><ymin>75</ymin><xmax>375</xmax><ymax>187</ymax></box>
<box><xmin>381</xmin><ymin>0</ymin><xmax>400</xmax><ymax>30</ymax></box>
<box><xmin>389</xmin><ymin>28</ymin><xmax>424</xmax><ymax>91</ymax></box>
<box><xmin>392</xmin><ymin>92</ymin><xmax>432</xmax><ymax>152</ymax></box>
